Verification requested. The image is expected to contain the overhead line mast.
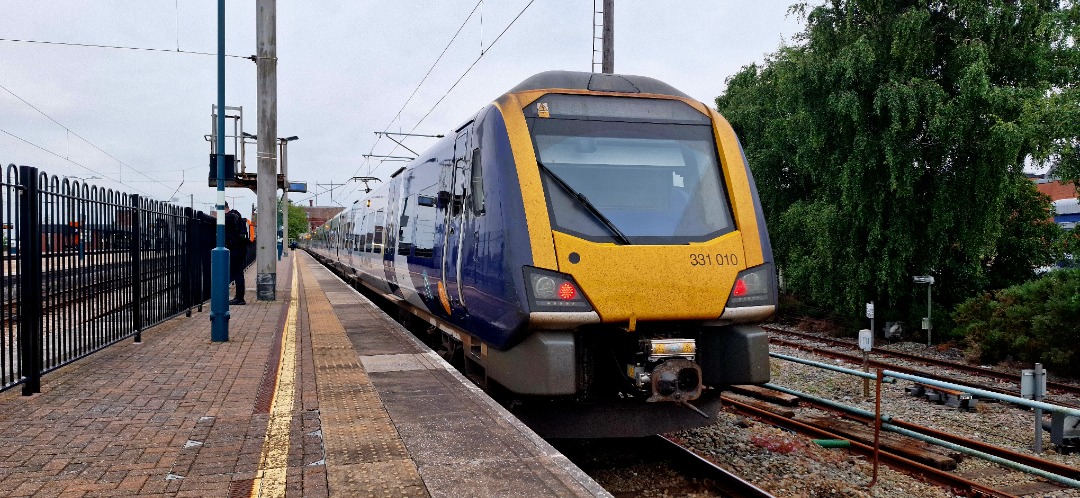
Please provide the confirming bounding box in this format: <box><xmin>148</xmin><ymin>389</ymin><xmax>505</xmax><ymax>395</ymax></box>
<box><xmin>592</xmin><ymin>0</ymin><xmax>614</xmax><ymax>74</ymax></box>
<box><xmin>256</xmin><ymin>0</ymin><xmax>278</xmax><ymax>301</ymax></box>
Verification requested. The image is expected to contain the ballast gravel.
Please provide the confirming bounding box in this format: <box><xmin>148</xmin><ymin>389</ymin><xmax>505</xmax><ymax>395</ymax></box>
<box><xmin>673</xmin><ymin>324</ymin><xmax>1080</xmax><ymax>497</ymax></box>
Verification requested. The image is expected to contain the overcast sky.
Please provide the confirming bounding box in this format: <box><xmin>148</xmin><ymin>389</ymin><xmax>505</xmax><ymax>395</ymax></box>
<box><xmin>1</xmin><ymin>1</ymin><xmax>805</xmax><ymax>217</ymax></box>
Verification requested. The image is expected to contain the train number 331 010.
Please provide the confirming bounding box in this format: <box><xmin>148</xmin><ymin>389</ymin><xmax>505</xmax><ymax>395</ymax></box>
<box><xmin>689</xmin><ymin>253</ymin><xmax>739</xmax><ymax>266</ymax></box>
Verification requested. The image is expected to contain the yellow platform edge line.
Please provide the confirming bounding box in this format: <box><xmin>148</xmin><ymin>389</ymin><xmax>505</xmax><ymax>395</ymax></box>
<box><xmin>251</xmin><ymin>262</ymin><xmax>300</xmax><ymax>498</ymax></box>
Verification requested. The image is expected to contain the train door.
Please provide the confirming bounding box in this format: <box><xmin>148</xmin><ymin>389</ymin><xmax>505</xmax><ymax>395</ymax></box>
<box><xmin>382</xmin><ymin>178</ymin><xmax>403</xmax><ymax>297</ymax></box>
<box><xmin>441</xmin><ymin>126</ymin><xmax>472</xmax><ymax>314</ymax></box>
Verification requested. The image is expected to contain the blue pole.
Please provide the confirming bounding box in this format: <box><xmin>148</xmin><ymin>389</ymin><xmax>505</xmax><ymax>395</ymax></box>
<box><xmin>210</xmin><ymin>0</ymin><xmax>230</xmax><ymax>342</ymax></box>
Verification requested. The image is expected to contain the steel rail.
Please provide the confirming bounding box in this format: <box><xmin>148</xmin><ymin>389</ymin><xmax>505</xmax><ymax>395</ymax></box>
<box><xmin>653</xmin><ymin>435</ymin><xmax>776</xmax><ymax>498</ymax></box>
<box><xmin>769</xmin><ymin>335</ymin><xmax>1080</xmax><ymax>412</ymax></box>
<box><xmin>766</xmin><ymin>329</ymin><xmax>1080</xmax><ymax>411</ymax></box>
<box><xmin>888</xmin><ymin>419</ymin><xmax>1080</xmax><ymax>481</ymax></box>
<box><xmin>764</xmin><ymin>386</ymin><xmax>1080</xmax><ymax>482</ymax></box>
<box><xmin>764</xmin><ymin>325</ymin><xmax>1080</xmax><ymax>397</ymax></box>
<box><xmin>770</xmin><ymin>334</ymin><xmax>1018</xmax><ymax>397</ymax></box>
<box><xmin>720</xmin><ymin>395</ymin><xmax>1015</xmax><ymax>498</ymax></box>
<box><xmin>1</xmin><ymin>263</ymin><xmax>181</xmax><ymax>327</ymax></box>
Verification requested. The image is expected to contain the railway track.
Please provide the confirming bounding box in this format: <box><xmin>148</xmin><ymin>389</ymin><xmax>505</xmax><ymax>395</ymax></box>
<box><xmin>719</xmin><ymin>394</ymin><xmax>1013</xmax><ymax>497</ymax></box>
<box><xmin>763</xmin><ymin>324</ymin><xmax>1080</xmax><ymax>405</ymax></box>
<box><xmin>720</xmin><ymin>391</ymin><xmax>1080</xmax><ymax>497</ymax></box>
<box><xmin>551</xmin><ymin>435</ymin><xmax>775</xmax><ymax>498</ymax></box>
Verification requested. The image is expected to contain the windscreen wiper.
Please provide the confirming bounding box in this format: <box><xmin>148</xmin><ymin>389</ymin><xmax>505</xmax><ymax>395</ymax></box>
<box><xmin>537</xmin><ymin>160</ymin><xmax>631</xmax><ymax>245</ymax></box>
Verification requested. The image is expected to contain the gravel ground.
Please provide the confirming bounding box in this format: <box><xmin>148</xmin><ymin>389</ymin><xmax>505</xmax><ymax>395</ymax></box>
<box><xmin>674</xmin><ymin>325</ymin><xmax>1080</xmax><ymax>497</ymax></box>
<box><xmin>677</xmin><ymin>410</ymin><xmax>953</xmax><ymax>497</ymax></box>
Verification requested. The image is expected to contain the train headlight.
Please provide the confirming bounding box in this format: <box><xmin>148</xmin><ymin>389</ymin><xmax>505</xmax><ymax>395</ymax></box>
<box><xmin>524</xmin><ymin>266</ymin><xmax>593</xmax><ymax>312</ymax></box>
<box><xmin>728</xmin><ymin>263</ymin><xmax>776</xmax><ymax>307</ymax></box>
<box><xmin>534</xmin><ymin>276</ymin><xmax>557</xmax><ymax>299</ymax></box>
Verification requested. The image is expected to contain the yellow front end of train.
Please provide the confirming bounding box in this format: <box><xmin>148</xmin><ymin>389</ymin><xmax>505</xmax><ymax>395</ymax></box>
<box><xmin>493</xmin><ymin>74</ymin><xmax>776</xmax><ymax>435</ymax></box>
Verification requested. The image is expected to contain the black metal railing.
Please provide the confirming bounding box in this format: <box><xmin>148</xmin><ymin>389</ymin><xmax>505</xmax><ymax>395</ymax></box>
<box><xmin>0</xmin><ymin>164</ymin><xmax>243</xmax><ymax>395</ymax></box>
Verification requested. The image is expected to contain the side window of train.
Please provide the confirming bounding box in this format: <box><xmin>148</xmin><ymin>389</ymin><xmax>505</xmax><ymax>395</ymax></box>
<box><xmin>413</xmin><ymin>193</ymin><xmax>438</xmax><ymax>258</ymax></box>
<box><xmin>452</xmin><ymin>157</ymin><xmax>467</xmax><ymax>218</ymax></box>
<box><xmin>470</xmin><ymin>147</ymin><xmax>484</xmax><ymax>215</ymax></box>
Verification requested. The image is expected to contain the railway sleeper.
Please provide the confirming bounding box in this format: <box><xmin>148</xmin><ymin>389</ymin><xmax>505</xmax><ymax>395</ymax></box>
<box><xmin>798</xmin><ymin>414</ymin><xmax>959</xmax><ymax>470</ymax></box>
<box><xmin>907</xmin><ymin>382</ymin><xmax>978</xmax><ymax>411</ymax></box>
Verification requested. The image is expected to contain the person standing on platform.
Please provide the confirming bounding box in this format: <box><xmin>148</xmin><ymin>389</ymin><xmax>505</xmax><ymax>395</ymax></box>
<box><xmin>224</xmin><ymin>202</ymin><xmax>249</xmax><ymax>305</ymax></box>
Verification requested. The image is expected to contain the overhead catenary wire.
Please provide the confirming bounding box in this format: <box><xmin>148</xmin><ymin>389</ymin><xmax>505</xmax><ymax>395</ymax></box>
<box><xmin>0</xmin><ymin>37</ymin><xmax>253</xmax><ymax>60</ymax></box>
<box><xmin>0</xmin><ymin>128</ymin><xmax>153</xmax><ymax>197</ymax></box>
<box><xmin>332</xmin><ymin>0</ymin><xmax>486</xmax><ymax>207</ymax></box>
<box><xmin>318</xmin><ymin>0</ymin><xmax>539</xmax><ymax>207</ymax></box>
<box><xmin>408</xmin><ymin>0</ymin><xmax>538</xmax><ymax>135</ymax></box>
<box><xmin>0</xmin><ymin>81</ymin><xmax>181</xmax><ymax>196</ymax></box>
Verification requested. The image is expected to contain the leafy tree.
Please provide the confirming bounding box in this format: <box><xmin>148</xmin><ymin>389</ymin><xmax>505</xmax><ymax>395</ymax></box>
<box><xmin>286</xmin><ymin>201</ymin><xmax>309</xmax><ymax>241</ymax></box>
<box><xmin>718</xmin><ymin>0</ymin><xmax>1079</xmax><ymax>329</ymax></box>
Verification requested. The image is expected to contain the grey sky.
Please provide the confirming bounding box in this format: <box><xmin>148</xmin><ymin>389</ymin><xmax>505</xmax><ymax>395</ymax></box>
<box><xmin>1</xmin><ymin>1</ymin><xmax>803</xmax><ymax>217</ymax></box>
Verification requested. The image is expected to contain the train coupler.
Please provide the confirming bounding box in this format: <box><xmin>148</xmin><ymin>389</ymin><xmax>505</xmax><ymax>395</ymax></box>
<box><xmin>645</xmin><ymin>358</ymin><xmax>703</xmax><ymax>403</ymax></box>
<box><xmin>627</xmin><ymin>338</ymin><xmax>704</xmax><ymax>405</ymax></box>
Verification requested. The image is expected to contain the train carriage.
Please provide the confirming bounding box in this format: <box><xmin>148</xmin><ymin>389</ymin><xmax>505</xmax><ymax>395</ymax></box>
<box><xmin>309</xmin><ymin>70</ymin><xmax>776</xmax><ymax>437</ymax></box>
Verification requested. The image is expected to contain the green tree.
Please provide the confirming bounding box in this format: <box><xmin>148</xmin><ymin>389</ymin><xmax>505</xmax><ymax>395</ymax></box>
<box><xmin>286</xmin><ymin>201</ymin><xmax>309</xmax><ymax>241</ymax></box>
<box><xmin>718</xmin><ymin>1</ymin><xmax>1079</xmax><ymax>327</ymax></box>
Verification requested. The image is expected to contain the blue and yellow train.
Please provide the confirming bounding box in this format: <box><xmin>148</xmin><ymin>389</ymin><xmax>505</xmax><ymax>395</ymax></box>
<box><xmin>308</xmin><ymin>71</ymin><xmax>775</xmax><ymax>437</ymax></box>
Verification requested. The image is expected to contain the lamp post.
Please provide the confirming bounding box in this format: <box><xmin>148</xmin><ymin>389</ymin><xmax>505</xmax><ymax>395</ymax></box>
<box><xmin>278</xmin><ymin>136</ymin><xmax>298</xmax><ymax>258</ymax></box>
<box><xmin>912</xmin><ymin>275</ymin><xmax>935</xmax><ymax>346</ymax></box>
<box><xmin>210</xmin><ymin>0</ymin><xmax>229</xmax><ymax>342</ymax></box>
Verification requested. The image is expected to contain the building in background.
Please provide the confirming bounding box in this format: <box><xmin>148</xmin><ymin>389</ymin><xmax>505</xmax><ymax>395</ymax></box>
<box><xmin>1032</xmin><ymin>175</ymin><xmax>1079</xmax><ymax>230</ymax></box>
<box><xmin>301</xmin><ymin>206</ymin><xmax>345</xmax><ymax>234</ymax></box>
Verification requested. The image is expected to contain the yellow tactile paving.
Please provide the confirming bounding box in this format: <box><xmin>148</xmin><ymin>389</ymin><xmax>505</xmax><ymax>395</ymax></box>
<box><xmin>298</xmin><ymin>253</ymin><xmax>427</xmax><ymax>497</ymax></box>
<box><xmin>251</xmin><ymin>260</ymin><xmax>300</xmax><ymax>498</ymax></box>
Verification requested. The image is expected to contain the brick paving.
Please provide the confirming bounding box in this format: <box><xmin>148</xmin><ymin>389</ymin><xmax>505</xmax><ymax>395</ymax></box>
<box><xmin>0</xmin><ymin>251</ymin><xmax>608</xmax><ymax>498</ymax></box>
<box><xmin>0</xmin><ymin>255</ymin><xmax>327</xmax><ymax>497</ymax></box>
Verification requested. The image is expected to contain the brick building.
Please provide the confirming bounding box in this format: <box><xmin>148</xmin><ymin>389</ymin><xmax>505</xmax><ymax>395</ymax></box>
<box><xmin>301</xmin><ymin>206</ymin><xmax>345</xmax><ymax>234</ymax></box>
<box><xmin>1033</xmin><ymin>177</ymin><xmax>1079</xmax><ymax>230</ymax></box>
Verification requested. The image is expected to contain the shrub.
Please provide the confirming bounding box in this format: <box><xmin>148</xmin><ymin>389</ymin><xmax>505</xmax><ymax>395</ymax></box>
<box><xmin>953</xmin><ymin>269</ymin><xmax>1080</xmax><ymax>377</ymax></box>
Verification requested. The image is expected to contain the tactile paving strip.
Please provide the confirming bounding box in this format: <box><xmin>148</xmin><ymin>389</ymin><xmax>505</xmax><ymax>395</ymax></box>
<box><xmin>299</xmin><ymin>256</ymin><xmax>428</xmax><ymax>497</ymax></box>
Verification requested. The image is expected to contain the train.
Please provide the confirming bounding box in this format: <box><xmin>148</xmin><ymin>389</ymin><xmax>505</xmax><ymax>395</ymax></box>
<box><xmin>307</xmin><ymin>70</ymin><xmax>776</xmax><ymax>438</ymax></box>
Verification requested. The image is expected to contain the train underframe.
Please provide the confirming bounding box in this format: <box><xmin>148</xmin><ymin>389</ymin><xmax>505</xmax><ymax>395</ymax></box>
<box><xmin>425</xmin><ymin>317</ymin><xmax>770</xmax><ymax>438</ymax></box>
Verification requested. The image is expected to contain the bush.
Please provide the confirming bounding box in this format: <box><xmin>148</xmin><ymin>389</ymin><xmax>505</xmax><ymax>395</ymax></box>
<box><xmin>953</xmin><ymin>269</ymin><xmax>1080</xmax><ymax>377</ymax></box>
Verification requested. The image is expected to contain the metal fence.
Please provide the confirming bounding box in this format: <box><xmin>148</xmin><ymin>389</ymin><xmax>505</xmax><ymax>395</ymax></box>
<box><xmin>0</xmin><ymin>164</ymin><xmax>244</xmax><ymax>395</ymax></box>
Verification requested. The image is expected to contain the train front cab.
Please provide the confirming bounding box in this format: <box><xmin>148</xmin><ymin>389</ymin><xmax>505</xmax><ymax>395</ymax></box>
<box><xmin>478</xmin><ymin>75</ymin><xmax>775</xmax><ymax>434</ymax></box>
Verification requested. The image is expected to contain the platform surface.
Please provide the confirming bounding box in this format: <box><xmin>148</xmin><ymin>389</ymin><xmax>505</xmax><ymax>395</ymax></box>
<box><xmin>0</xmin><ymin>251</ymin><xmax>607</xmax><ymax>497</ymax></box>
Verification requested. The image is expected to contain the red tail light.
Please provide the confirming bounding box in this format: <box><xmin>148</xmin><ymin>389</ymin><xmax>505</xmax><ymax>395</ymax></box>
<box><xmin>732</xmin><ymin>279</ymin><xmax>748</xmax><ymax>297</ymax></box>
<box><xmin>727</xmin><ymin>263</ymin><xmax>776</xmax><ymax>308</ymax></box>
<box><xmin>558</xmin><ymin>282</ymin><xmax>577</xmax><ymax>300</ymax></box>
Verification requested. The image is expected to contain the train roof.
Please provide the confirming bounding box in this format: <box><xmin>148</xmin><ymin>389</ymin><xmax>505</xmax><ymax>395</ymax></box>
<box><xmin>1054</xmin><ymin>197</ymin><xmax>1080</xmax><ymax>215</ymax></box>
<box><xmin>507</xmin><ymin>70</ymin><xmax>691</xmax><ymax>99</ymax></box>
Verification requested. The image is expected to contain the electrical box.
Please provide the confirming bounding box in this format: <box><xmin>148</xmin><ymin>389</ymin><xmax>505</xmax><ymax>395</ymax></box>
<box><xmin>858</xmin><ymin>329</ymin><xmax>873</xmax><ymax>352</ymax></box>
<box><xmin>207</xmin><ymin>154</ymin><xmax>237</xmax><ymax>187</ymax></box>
<box><xmin>1021</xmin><ymin>368</ymin><xmax>1047</xmax><ymax>399</ymax></box>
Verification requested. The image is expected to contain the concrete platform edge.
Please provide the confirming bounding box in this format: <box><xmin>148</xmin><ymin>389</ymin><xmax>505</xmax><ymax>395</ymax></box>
<box><xmin>308</xmin><ymin>257</ymin><xmax>611</xmax><ymax>498</ymax></box>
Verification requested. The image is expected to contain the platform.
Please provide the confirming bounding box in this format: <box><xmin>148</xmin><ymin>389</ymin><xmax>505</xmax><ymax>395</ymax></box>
<box><xmin>0</xmin><ymin>251</ymin><xmax>607</xmax><ymax>497</ymax></box>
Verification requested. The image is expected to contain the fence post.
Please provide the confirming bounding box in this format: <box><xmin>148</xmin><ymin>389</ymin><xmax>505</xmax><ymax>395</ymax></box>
<box><xmin>18</xmin><ymin>166</ymin><xmax>42</xmax><ymax>395</ymax></box>
<box><xmin>182</xmin><ymin>207</ymin><xmax>194</xmax><ymax>317</ymax></box>
<box><xmin>131</xmin><ymin>194</ymin><xmax>142</xmax><ymax>343</ymax></box>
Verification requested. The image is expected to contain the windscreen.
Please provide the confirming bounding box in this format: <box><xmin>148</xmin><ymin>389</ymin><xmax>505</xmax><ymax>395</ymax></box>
<box><xmin>526</xmin><ymin>94</ymin><xmax>734</xmax><ymax>244</ymax></box>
